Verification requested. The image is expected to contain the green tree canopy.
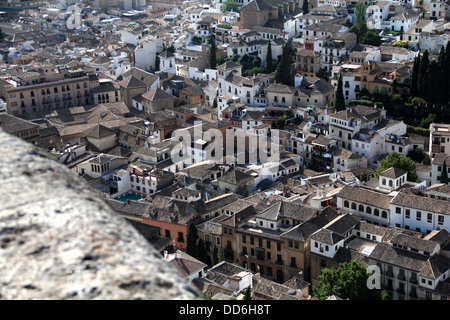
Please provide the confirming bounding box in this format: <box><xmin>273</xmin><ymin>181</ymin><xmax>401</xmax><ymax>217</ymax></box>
<box><xmin>209</xmin><ymin>36</ymin><xmax>217</xmax><ymax>69</ymax></box>
<box><xmin>186</xmin><ymin>222</ymin><xmax>199</xmax><ymax>258</ymax></box>
<box><xmin>275</xmin><ymin>46</ymin><xmax>295</xmax><ymax>86</ymax></box>
<box><xmin>196</xmin><ymin>238</ymin><xmax>208</xmax><ymax>264</ymax></box>
<box><xmin>221</xmin><ymin>0</ymin><xmax>240</xmax><ymax>13</ymax></box>
<box><xmin>302</xmin><ymin>0</ymin><xmax>309</xmax><ymax>14</ymax></box>
<box><xmin>265</xmin><ymin>40</ymin><xmax>274</xmax><ymax>73</ymax></box>
<box><xmin>355</xmin><ymin>0</ymin><xmax>366</xmax><ymax>30</ymax></box>
<box><xmin>313</xmin><ymin>260</ymin><xmax>388</xmax><ymax>300</ymax></box>
<box><xmin>379</xmin><ymin>151</ymin><xmax>418</xmax><ymax>182</ymax></box>
<box><xmin>334</xmin><ymin>74</ymin><xmax>346</xmax><ymax>111</ymax></box>
<box><xmin>242</xmin><ymin>286</ymin><xmax>252</xmax><ymax>300</ymax></box>
<box><xmin>441</xmin><ymin>160</ymin><xmax>449</xmax><ymax>184</ymax></box>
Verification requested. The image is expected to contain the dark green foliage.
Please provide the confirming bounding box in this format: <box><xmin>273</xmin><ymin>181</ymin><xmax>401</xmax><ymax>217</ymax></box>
<box><xmin>221</xmin><ymin>0</ymin><xmax>240</xmax><ymax>13</ymax></box>
<box><xmin>209</xmin><ymin>36</ymin><xmax>217</xmax><ymax>69</ymax></box>
<box><xmin>155</xmin><ymin>55</ymin><xmax>160</xmax><ymax>72</ymax></box>
<box><xmin>360</xmin><ymin>30</ymin><xmax>381</xmax><ymax>46</ymax></box>
<box><xmin>313</xmin><ymin>260</ymin><xmax>388</xmax><ymax>300</ymax></box>
<box><xmin>217</xmin><ymin>54</ymin><xmax>229</xmax><ymax>65</ymax></box>
<box><xmin>242</xmin><ymin>286</ymin><xmax>252</xmax><ymax>300</ymax></box>
<box><xmin>186</xmin><ymin>223</ymin><xmax>199</xmax><ymax>258</ymax></box>
<box><xmin>419</xmin><ymin>113</ymin><xmax>436</xmax><ymax>128</ymax></box>
<box><xmin>213</xmin><ymin>246</ymin><xmax>219</xmax><ymax>265</ymax></box>
<box><xmin>441</xmin><ymin>160</ymin><xmax>449</xmax><ymax>184</ymax></box>
<box><xmin>334</xmin><ymin>74</ymin><xmax>346</xmax><ymax>111</ymax></box>
<box><xmin>196</xmin><ymin>238</ymin><xmax>208</xmax><ymax>264</ymax></box>
<box><xmin>417</xmin><ymin>50</ymin><xmax>429</xmax><ymax>96</ymax></box>
<box><xmin>355</xmin><ymin>0</ymin><xmax>366</xmax><ymax>30</ymax></box>
<box><xmin>167</xmin><ymin>44</ymin><xmax>175</xmax><ymax>53</ymax></box>
<box><xmin>410</xmin><ymin>53</ymin><xmax>420</xmax><ymax>97</ymax></box>
<box><xmin>275</xmin><ymin>47</ymin><xmax>295</xmax><ymax>86</ymax></box>
<box><xmin>407</xmin><ymin>148</ymin><xmax>428</xmax><ymax>164</ymax></box>
<box><xmin>379</xmin><ymin>151</ymin><xmax>418</xmax><ymax>182</ymax></box>
<box><xmin>265</xmin><ymin>40</ymin><xmax>274</xmax><ymax>73</ymax></box>
<box><xmin>302</xmin><ymin>0</ymin><xmax>309</xmax><ymax>14</ymax></box>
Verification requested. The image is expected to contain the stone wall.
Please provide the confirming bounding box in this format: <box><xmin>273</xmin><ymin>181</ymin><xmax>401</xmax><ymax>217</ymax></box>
<box><xmin>0</xmin><ymin>129</ymin><xmax>202</xmax><ymax>300</ymax></box>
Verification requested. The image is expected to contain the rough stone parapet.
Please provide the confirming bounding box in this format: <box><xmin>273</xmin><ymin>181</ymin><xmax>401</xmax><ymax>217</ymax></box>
<box><xmin>0</xmin><ymin>130</ymin><xmax>202</xmax><ymax>300</ymax></box>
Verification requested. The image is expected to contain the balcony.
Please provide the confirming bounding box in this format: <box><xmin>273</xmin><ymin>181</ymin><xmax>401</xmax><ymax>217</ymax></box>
<box><xmin>410</xmin><ymin>277</ymin><xmax>418</xmax><ymax>284</ymax></box>
<box><xmin>276</xmin><ymin>259</ymin><xmax>283</xmax><ymax>265</ymax></box>
<box><xmin>386</xmin><ymin>269</ymin><xmax>394</xmax><ymax>278</ymax></box>
<box><xmin>398</xmin><ymin>273</ymin><xmax>406</xmax><ymax>281</ymax></box>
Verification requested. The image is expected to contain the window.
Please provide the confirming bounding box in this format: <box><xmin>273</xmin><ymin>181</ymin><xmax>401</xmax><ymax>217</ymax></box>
<box><xmin>165</xmin><ymin>229</ymin><xmax>171</xmax><ymax>237</ymax></box>
<box><xmin>344</xmin><ymin>200</ymin><xmax>349</xmax><ymax>208</ymax></box>
<box><xmin>405</xmin><ymin>209</ymin><xmax>410</xmax><ymax>219</ymax></box>
<box><xmin>396</xmin><ymin>207</ymin><xmax>401</xmax><ymax>214</ymax></box>
<box><xmin>427</xmin><ymin>213</ymin><xmax>433</xmax><ymax>223</ymax></box>
<box><xmin>416</xmin><ymin>211</ymin><xmax>421</xmax><ymax>221</ymax></box>
<box><xmin>438</xmin><ymin>215</ymin><xmax>444</xmax><ymax>225</ymax></box>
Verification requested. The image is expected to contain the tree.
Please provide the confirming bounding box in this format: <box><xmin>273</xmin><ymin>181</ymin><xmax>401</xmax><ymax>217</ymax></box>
<box><xmin>221</xmin><ymin>0</ymin><xmax>240</xmax><ymax>13</ymax></box>
<box><xmin>313</xmin><ymin>260</ymin><xmax>388</xmax><ymax>300</ymax></box>
<box><xmin>417</xmin><ymin>50</ymin><xmax>429</xmax><ymax>96</ymax></box>
<box><xmin>213</xmin><ymin>246</ymin><xmax>219</xmax><ymax>265</ymax></box>
<box><xmin>167</xmin><ymin>44</ymin><xmax>175</xmax><ymax>53</ymax></box>
<box><xmin>355</xmin><ymin>0</ymin><xmax>366</xmax><ymax>30</ymax></box>
<box><xmin>265</xmin><ymin>40</ymin><xmax>274</xmax><ymax>73</ymax></box>
<box><xmin>410</xmin><ymin>53</ymin><xmax>420</xmax><ymax>97</ymax></box>
<box><xmin>407</xmin><ymin>148</ymin><xmax>427</xmax><ymax>164</ymax></box>
<box><xmin>209</xmin><ymin>35</ymin><xmax>217</xmax><ymax>69</ymax></box>
<box><xmin>379</xmin><ymin>151</ymin><xmax>418</xmax><ymax>182</ymax></box>
<box><xmin>197</xmin><ymin>238</ymin><xmax>208</xmax><ymax>264</ymax></box>
<box><xmin>154</xmin><ymin>55</ymin><xmax>160</xmax><ymax>72</ymax></box>
<box><xmin>242</xmin><ymin>286</ymin><xmax>252</xmax><ymax>300</ymax></box>
<box><xmin>334</xmin><ymin>73</ymin><xmax>346</xmax><ymax>111</ymax></box>
<box><xmin>360</xmin><ymin>30</ymin><xmax>381</xmax><ymax>46</ymax></box>
<box><xmin>275</xmin><ymin>47</ymin><xmax>294</xmax><ymax>86</ymax></box>
<box><xmin>302</xmin><ymin>0</ymin><xmax>309</xmax><ymax>14</ymax></box>
<box><xmin>186</xmin><ymin>223</ymin><xmax>199</xmax><ymax>258</ymax></box>
<box><xmin>441</xmin><ymin>160</ymin><xmax>449</xmax><ymax>184</ymax></box>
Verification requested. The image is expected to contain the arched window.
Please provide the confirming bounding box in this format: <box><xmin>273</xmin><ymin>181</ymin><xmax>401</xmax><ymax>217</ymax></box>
<box><xmin>389</xmin><ymin>180</ymin><xmax>393</xmax><ymax>187</ymax></box>
<box><xmin>344</xmin><ymin>200</ymin><xmax>349</xmax><ymax>208</ymax></box>
<box><xmin>382</xmin><ymin>211</ymin><xmax>388</xmax><ymax>219</ymax></box>
<box><xmin>366</xmin><ymin>207</ymin><xmax>372</xmax><ymax>214</ymax></box>
<box><xmin>374</xmin><ymin>209</ymin><xmax>380</xmax><ymax>216</ymax></box>
<box><xmin>382</xmin><ymin>178</ymin><xmax>386</xmax><ymax>186</ymax></box>
<box><xmin>351</xmin><ymin>202</ymin><xmax>357</xmax><ymax>210</ymax></box>
<box><xmin>359</xmin><ymin>204</ymin><xmax>364</xmax><ymax>212</ymax></box>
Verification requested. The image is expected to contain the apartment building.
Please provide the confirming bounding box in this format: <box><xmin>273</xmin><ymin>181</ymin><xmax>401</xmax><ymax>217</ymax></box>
<box><xmin>0</xmin><ymin>64</ymin><xmax>96</xmax><ymax>117</ymax></box>
<box><xmin>390</xmin><ymin>188</ymin><xmax>450</xmax><ymax>234</ymax></box>
<box><xmin>429</xmin><ymin>123</ymin><xmax>450</xmax><ymax>159</ymax></box>
<box><xmin>368</xmin><ymin>230</ymin><xmax>450</xmax><ymax>300</ymax></box>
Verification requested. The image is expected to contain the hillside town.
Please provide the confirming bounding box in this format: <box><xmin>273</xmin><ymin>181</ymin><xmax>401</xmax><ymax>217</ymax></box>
<box><xmin>0</xmin><ymin>0</ymin><xmax>449</xmax><ymax>301</ymax></box>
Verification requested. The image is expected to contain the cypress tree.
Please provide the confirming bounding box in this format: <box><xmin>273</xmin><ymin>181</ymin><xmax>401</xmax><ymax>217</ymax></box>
<box><xmin>417</xmin><ymin>50</ymin><xmax>429</xmax><ymax>98</ymax></box>
<box><xmin>410</xmin><ymin>53</ymin><xmax>420</xmax><ymax>97</ymax></box>
<box><xmin>302</xmin><ymin>0</ymin><xmax>309</xmax><ymax>14</ymax></box>
<box><xmin>196</xmin><ymin>238</ymin><xmax>208</xmax><ymax>264</ymax></box>
<box><xmin>265</xmin><ymin>40</ymin><xmax>274</xmax><ymax>73</ymax></box>
<box><xmin>334</xmin><ymin>74</ymin><xmax>346</xmax><ymax>111</ymax></box>
<box><xmin>186</xmin><ymin>222</ymin><xmax>199</xmax><ymax>258</ymax></box>
<box><xmin>213</xmin><ymin>246</ymin><xmax>219</xmax><ymax>265</ymax></box>
<box><xmin>441</xmin><ymin>160</ymin><xmax>449</xmax><ymax>184</ymax></box>
<box><xmin>242</xmin><ymin>286</ymin><xmax>252</xmax><ymax>300</ymax></box>
<box><xmin>427</xmin><ymin>61</ymin><xmax>440</xmax><ymax>103</ymax></box>
<box><xmin>275</xmin><ymin>47</ymin><xmax>294</xmax><ymax>86</ymax></box>
<box><xmin>209</xmin><ymin>36</ymin><xmax>217</xmax><ymax>69</ymax></box>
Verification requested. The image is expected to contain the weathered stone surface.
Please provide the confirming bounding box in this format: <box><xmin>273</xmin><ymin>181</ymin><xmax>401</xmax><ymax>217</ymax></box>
<box><xmin>0</xmin><ymin>130</ymin><xmax>202</xmax><ymax>300</ymax></box>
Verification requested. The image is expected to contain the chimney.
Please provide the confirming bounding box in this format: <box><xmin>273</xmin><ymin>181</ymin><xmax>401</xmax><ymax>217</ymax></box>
<box><xmin>176</xmin><ymin>250</ymin><xmax>182</xmax><ymax>259</ymax></box>
<box><xmin>164</xmin><ymin>250</ymin><xmax>168</xmax><ymax>259</ymax></box>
